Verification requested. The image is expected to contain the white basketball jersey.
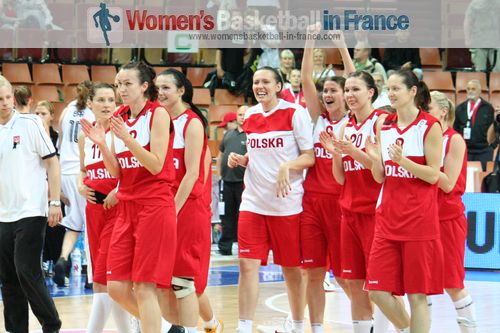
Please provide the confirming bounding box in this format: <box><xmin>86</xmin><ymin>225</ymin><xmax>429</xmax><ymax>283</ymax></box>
<box><xmin>240</xmin><ymin>99</ymin><xmax>313</xmax><ymax>216</ymax></box>
<box><xmin>59</xmin><ymin>100</ymin><xmax>95</xmax><ymax>175</ymax></box>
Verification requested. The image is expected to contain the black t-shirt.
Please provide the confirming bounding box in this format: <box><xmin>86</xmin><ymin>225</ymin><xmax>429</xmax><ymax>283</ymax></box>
<box><xmin>382</xmin><ymin>48</ymin><xmax>421</xmax><ymax>70</ymax></box>
<box><xmin>219</xmin><ymin>48</ymin><xmax>246</xmax><ymax>77</ymax></box>
<box><xmin>453</xmin><ymin>98</ymin><xmax>494</xmax><ymax>152</ymax></box>
<box><xmin>219</xmin><ymin>128</ymin><xmax>247</xmax><ymax>182</ymax></box>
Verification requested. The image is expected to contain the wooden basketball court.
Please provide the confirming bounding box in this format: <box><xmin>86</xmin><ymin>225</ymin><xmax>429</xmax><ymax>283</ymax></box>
<box><xmin>1</xmin><ymin>258</ymin><xmax>499</xmax><ymax>333</ymax></box>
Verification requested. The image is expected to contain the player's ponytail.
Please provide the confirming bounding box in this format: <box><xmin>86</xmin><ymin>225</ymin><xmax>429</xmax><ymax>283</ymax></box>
<box><xmin>158</xmin><ymin>68</ymin><xmax>208</xmax><ymax>128</ymax></box>
<box><xmin>14</xmin><ymin>85</ymin><xmax>32</xmax><ymax>107</ymax></box>
<box><xmin>391</xmin><ymin>69</ymin><xmax>430</xmax><ymax>111</ymax></box>
<box><xmin>76</xmin><ymin>80</ymin><xmax>93</xmax><ymax>111</ymax></box>
<box><xmin>430</xmin><ymin>90</ymin><xmax>456</xmax><ymax>126</ymax></box>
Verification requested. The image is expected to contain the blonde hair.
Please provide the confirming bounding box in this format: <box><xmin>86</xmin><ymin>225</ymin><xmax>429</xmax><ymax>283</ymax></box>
<box><xmin>430</xmin><ymin>91</ymin><xmax>455</xmax><ymax>125</ymax></box>
<box><xmin>36</xmin><ymin>100</ymin><xmax>55</xmax><ymax>115</ymax></box>
<box><xmin>313</xmin><ymin>48</ymin><xmax>326</xmax><ymax>60</ymax></box>
<box><xmin>0</xmin><ymin>75</ymin><xmax>12</xmax><ymax>89</ymax></box>
<box><xmin>280</xmin><ymin>49</ymin><xmax>294</xmax><ymax>60</ymax></box>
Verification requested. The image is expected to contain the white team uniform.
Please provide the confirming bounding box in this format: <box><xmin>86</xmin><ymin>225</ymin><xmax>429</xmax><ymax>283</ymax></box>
<box><xmin>0</xmin><ymin>112</ymin><xmax>56</xmax><ymax>222</ymax></box>
<box><xmin>59</xmin><ymin>100</ymin><xmax>94</xmax><ymax>232</ymax></box>
<box><xmin>239</xmin><ymin>99</ymin><xmax>313</xmax><ymax>216</ymax></box>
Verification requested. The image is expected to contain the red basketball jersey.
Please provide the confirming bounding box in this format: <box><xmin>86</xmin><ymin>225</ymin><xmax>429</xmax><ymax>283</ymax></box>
<box><xmin>171</xmin><ymin>109</ymin><xmax>208</xmax><ymax>199</ymax></box>
<box><xmin>438</xmin><ymin>127</ymin><xmax>467</xmax><ymax>221</ymax></box>
<box><xmin>303</xmin><ymin>113</ymin><xmax>348</xmax><ymax>195</ymax></box>
<box><xmin>339</xmin><ymin>110</ymin><xmax>385</xmax><ymax>214</ymax></box>
<box><xmin>113</xmin><ymin>101</ymin><xmax>175</xmax><ymax>205</ymax></box>
<box><xmin>376</xmin><ymin>111</ymin><xmax>440</xmax><ymax>240</ymax></box>
<box><xmin>83</xmin><ymin>129</ymin><xmax>118</xmax><ymax>195</ymax></box>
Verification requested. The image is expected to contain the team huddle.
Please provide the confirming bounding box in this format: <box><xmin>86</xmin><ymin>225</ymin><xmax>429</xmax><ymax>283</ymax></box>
<box><xmin>0</xmin><ymin>43</ymin><xmax>479</xmax><ymax>333</ymax></box>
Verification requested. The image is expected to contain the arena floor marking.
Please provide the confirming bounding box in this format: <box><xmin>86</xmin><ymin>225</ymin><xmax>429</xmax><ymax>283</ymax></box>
<box><xmin>3</xmin><ymin>266</ymin><xmax>497</xmax><ymax>300</ymax></box>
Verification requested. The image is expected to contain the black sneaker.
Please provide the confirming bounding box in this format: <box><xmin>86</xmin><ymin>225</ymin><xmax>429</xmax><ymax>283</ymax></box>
<box><xmin>53</xmin><ymin>257</ymin><xmax>68</xmax><ymax>287</ymax></box>
<box><xmin>218</xmin><ymin>248</ymin><xmax>232</xmax><ymax>256</ymax></box>
<box><xmin>84</xmin><ymin>274</ymin><xmax>93</xmax><ymax>290</ymax></box>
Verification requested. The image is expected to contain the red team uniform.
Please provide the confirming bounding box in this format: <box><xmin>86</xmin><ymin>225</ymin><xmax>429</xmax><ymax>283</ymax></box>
<box><xmin>279</xmin><ymin>87</ymin><xmax>306</xmax><ymax>108</ymax></box>
<box><xmin>239</xmin><ymin>99</ymin><xmax>313</xmax><ymax>267</ymax></box>
<box><xmin>196</xmin><ymin>162</ymin><xmax>213</xmax><ymax>294</ymax></box>
<box><xmin>439</xmin><ymin>127</ymin><xmax>468</xmax><ymax>289</ymax></box>
<box><xmin>106</xmin><ymin>101</ymin><xmax>177</xmax><ymax>286</ymax></box>
<box><xmin>340</xmin><ymin>110</ymin><xmax>385</xmax><ymax>280</ymax></box>
<box><xmin>301</xmin><ymin>113</ymin><xmax>348</xmax><ymax>275</ymax></box>
<box><xmin>171</xmin><ymin>109</ymin><xmax>211</xmax><ymax>293</ymax></box>
<box><xmin>367</xmin><ymin>111</ymin><xmax>443</xmax><ymax>295</ymax></box>
<box><xmin>83</xmin><ymin>130</ymin><xmax>119</xmax><ymax>285</ymax></box>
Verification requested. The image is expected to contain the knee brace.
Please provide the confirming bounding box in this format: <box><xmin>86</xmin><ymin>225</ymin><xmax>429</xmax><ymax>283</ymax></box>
<box><xmin>171</xmin><ymin>277</ymin><xmax>195</xmax><ymax>299</ymax></box>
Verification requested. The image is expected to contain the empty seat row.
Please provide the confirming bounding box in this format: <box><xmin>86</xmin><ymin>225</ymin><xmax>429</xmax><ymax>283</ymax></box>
<box><xmin>1</xmin><ymin>63</ymin><xmax>215</xmax><ymax>87</ymax></box>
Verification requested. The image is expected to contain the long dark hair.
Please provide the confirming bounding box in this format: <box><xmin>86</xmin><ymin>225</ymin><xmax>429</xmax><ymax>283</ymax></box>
<box><xmin>392</xmin><ymin>69</ymin><xmax>431</xmax><ymax>111</ymax></box>
<box><xmin>158</xmin><ymin>68</ymin><xmax>207</xmax><ymax>128</ymax></box>
<box><xmin>346</xmin><ymin>71</ymin><xmax>378</xmax><ymax>102</ymax></box>
<box><xmin>120</xmin><ymin>61</ymin><xmax>158</xmax><ymax>101</ymax></box>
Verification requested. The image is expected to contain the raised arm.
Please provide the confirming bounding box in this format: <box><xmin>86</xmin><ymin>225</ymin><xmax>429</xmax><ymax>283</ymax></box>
<box><xmin>301</xmin><ymin>31</ymin><xmax>323</xmax><ymax>123</ymax></box>
<box><xmin>332</xmin><ymin>31</ymin><xmax>355</xmax><ymax>75</ymax></box>
<box><xmin>339</xmin><ymin>47</ymin><xmax>355</xmax><ymax>75</ymax></box>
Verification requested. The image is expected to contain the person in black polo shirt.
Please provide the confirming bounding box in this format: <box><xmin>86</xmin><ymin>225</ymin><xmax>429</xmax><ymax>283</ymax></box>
<box><xmin>454</xmin><ymin>79</ymin><xmax>496</xmax><ymax>170</ymax></box>
<box><xmin>217</xmin><ymin>105</ymin><xmax>248</xmax><ymax>255</ymax></box>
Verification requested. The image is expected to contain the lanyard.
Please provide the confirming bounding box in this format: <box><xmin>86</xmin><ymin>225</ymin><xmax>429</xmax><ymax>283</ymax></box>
<box><xmin>467</xmin><ymin>99</ymin><xmax>481</xmax><ymax>127</ymax></box>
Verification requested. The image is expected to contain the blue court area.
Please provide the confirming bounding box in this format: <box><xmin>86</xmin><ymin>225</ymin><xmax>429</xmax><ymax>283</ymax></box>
<box><xmin>34</xmin><ymin>265</ymin><xmax>500</xmax><ymax>299</ymax></box>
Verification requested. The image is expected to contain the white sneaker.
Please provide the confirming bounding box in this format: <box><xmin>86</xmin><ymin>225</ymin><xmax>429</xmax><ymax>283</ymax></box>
<box><xmin>257</xmin><ymin>321</ymin><xmax>294</xmax><ymax>333</ymax></box>
<box><xmin>283</xmin><ymin>313</ymin><xmax>293</xmax><ymax>332</ymax></box>
<box><xmin>204</xmin><ymin>318</ymin><xmax>223</xmax><ymax>333</ymax></box>
<box><xmin>257</xmin><ymin>325</ymin><xmax>283</xmax><ymax>333</ymax></box>
<box><xmin>323</xmin><ymin>278</ymin><xmax>336</xmax><ymax>292</ymax></box>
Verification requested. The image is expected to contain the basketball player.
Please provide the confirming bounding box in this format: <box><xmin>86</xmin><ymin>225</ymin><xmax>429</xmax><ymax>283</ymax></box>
<box><xmin>81</xmin><ymin>62</ymin><xmax>182</xmax><ymax>333</ymax></box>
<box><xmin>429</xmin><ymin>91</ymin><xmax>479</xmax><ymax>333</ymax></box>
<box><xmin>78</xmin><ymin>83</ymin><xmax>131</xmax><ymax>333</ymax></box>
<box><xmin>228</xmin><ymin>67</ymin><xmax>314</xmax><ymax>333</ymax></box>
<box><xmin>364</xmin><ymin>70</ymin><xmax>444</xmax><ymax>333</ymax></box>
<box><xmin>155</xmin><ymin>69</ymin><xmax>219</xmax><ymax>333</ymax></box>
<box><xmin>53</xmin><ymin>80</ymin><xmax>95</xmax><ymax>287</ymax></box>
<box><xmin>299</xmin><ymin>24</ymin><xmax>353</xmax><ymax>333</ymax></box>
<box><xmin>320</xmin><ymin>71</ymin><xmax>386</xmax><ymax>333</ymax></box>
<box><xmin>198</xmin><ymin>149</ymin><xmax>223</xmax><ymax>333</ymax></box>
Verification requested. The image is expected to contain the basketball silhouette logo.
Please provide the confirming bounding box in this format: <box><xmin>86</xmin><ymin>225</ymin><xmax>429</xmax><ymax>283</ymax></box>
<box><xmin>87</xmin><ymin>3</ymin><xmax>123</xmax><ymax>46</ymax></box>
